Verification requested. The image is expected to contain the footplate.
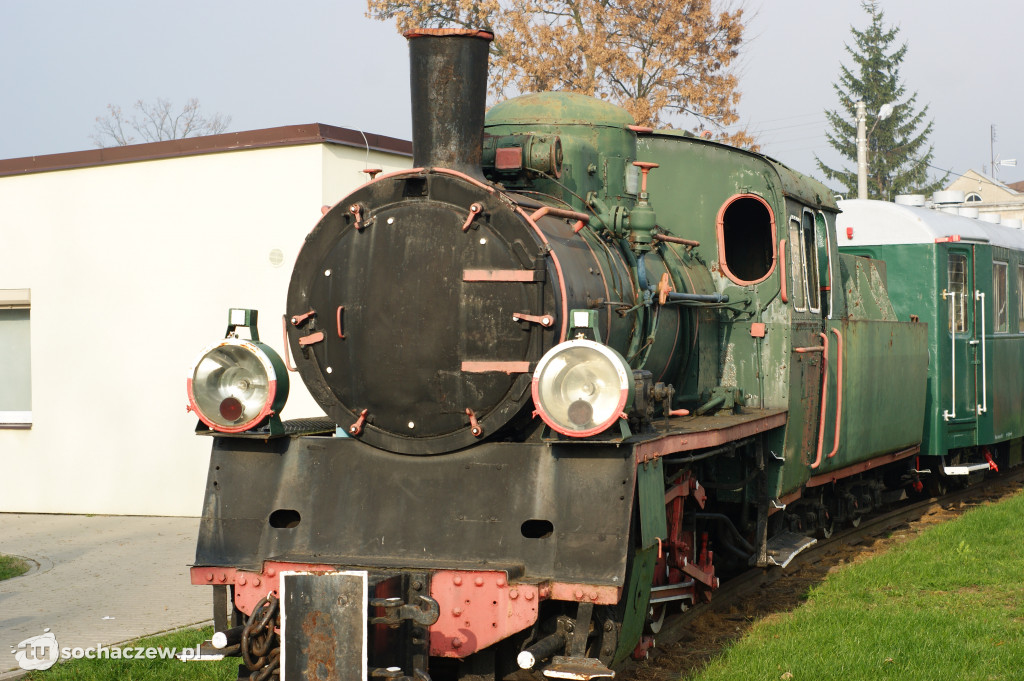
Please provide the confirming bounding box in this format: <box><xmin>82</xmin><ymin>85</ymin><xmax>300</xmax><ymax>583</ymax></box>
<box><xmin>765</xmin><ymin>531</ymin><xmax>817</xmax><ymax>569</ymax></box>
<box><xmin>280</xmin><ymin>571</ymin><xmax>368</xmax><ymax>681</ymax></box>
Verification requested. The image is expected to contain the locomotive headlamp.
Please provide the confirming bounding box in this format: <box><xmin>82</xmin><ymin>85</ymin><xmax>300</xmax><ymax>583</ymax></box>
<box><xmin>532</xmin><ymin>339</ymin><xmax>633</xmax><ymax>437</ymax></box>
<box><xmin>186</xmin><ymin>310</ymin><xmax>289</xmax><ymax>433</ymax></box>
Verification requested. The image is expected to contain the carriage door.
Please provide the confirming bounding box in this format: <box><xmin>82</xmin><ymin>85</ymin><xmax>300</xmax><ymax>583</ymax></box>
<box><xmin>789</xmin><ymin>210</ymin><xmax>827</xmax><ymax>467</ymax></box>
<box><xmin>942</xmin><ymin>247</ymin><xmax>978</xmax><ymax>440</ymax></box>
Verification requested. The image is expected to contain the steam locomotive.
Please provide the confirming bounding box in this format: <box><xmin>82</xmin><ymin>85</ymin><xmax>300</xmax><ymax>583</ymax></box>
<box><xmin>185</xmin><ymin>28</ymin><xmax>1017</xmax><ymax>681</ymax></box>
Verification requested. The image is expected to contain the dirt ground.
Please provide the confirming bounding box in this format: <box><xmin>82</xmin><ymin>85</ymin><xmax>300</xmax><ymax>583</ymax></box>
<box><xmin>624</xmin><ymin>477</ymin><xmax>1024</xmax><ymax>681</ymax></box>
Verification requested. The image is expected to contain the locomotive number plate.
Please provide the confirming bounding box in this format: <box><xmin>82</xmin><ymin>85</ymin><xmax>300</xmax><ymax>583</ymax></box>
<box><xmin>280</xmin><ymin>570</ymin><xmax>368</xmax><ymax>681</ymax></box>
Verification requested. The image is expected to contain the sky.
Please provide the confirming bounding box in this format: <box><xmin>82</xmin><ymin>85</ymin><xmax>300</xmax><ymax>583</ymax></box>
<box><xmin>2</xmin><ymin>0</ymin><xmax>1022</xmax><ymax>192</ymax></box>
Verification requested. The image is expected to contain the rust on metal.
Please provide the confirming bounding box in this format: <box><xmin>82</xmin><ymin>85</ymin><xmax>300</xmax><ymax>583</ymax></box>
<box><xmin>657</xmin><ymin>272</ymin><xmax>673</xmax><ymax>305</ymax></box>
<box><xmin>290</xmin><ymin>310</ymin><xmax>316</xmax><ymax>326</ymax></box>
<box><xmin>806</xmin><ymin>445</ymin><xmax>920</xmax><ymax>488</ymax></box>
<box><xmin>403</xmin><ymin>28</ymin><xmax>495</xmax><ymax>39</ymax></box>
<box><xmin>348</xmin><ymin>409</ymin><xmax>368</xmax><ymax>436</ymax></box>
<box><xmin>529</xmin><ymin>205</ymin><xmax>590</xmax><ymax>225</ymax></box>
<box><xmin>495</xmin><ymin>147</ymin><xmax>522</xmax><ymax>170</ymax></box>
<box><xmin>349</xmin><ymin>203</ymin><xmax>365</xmax><ymax>230</ymax></box>
<box><xmin>336</xmin><ymin>306</ymin><xmax>345</xmax><ymax>339</ymax></box>
<box><xmin>298</xmin><ymin>331</ymin><xmax>325</xmax><ymax>348</ymax></box>
<box><xmin>465</xmin><ymin>408</ymin><xmax>483</xmax><ymax>437</ymax></box>
<box><xmin>300</xmin><ymin>609</ymin><xmax>338</xmax><ymax>681</ymax></box>
<box><xmin>653</xmin><ymin>233</ymin><xmax>700</xmax><ymax>248</ymax></box>
<box><xmin>463</xmin><ymin>269</ymin><xmax>544</xmax><ymax>282</ymax></box>
<box><xmin>429</xmin><ymin>570</ymin><xmax>539</xmax><ymax>658</ymax></box>
<box><xmin>462</xmin><ymin>202</ymin><xmax>483</xmax><ymax>232</ymax></box>
<box><xmin>512</xmin><ymin>311</ymin><xmax>554</xmax><ymax>327</ymax></box>
<box><xmin>460</xmin><ymin>361</ymin><xmax>532</xmax><ymax>374</ymax></box>
<box><xmin>633</xmin><ymin>409</ymin><xmax>788</xmax><ymax>463</ymax></box>
<box><xmin>548</xmin><ymin>582</ymin><xmax>620</xmax><ymax>605</ymax></box>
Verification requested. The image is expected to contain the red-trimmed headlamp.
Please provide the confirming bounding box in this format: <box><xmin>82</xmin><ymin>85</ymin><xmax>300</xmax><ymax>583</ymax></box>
<box><xmin>531</xmin><ymin>339</ymin><xmax>633</xmax><ymax>437</ymax></box>
<box><xmin>187</xmin><ymin>337</ymin><xmax>289</xmax><ymax>433</ymax></box>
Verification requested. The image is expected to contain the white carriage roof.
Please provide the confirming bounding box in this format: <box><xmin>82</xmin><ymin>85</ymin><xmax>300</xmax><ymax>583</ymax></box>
<box><xmin>836</xmin><ymin>199</ymin><xmax>1024</xmax><ymax>250</ymax></box>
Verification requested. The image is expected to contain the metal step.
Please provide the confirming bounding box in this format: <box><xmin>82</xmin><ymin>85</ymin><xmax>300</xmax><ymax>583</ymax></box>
<box><xmin>542</xmin><ymin>656</ymin><xmax>615</xmax><ymax>681</ymax></box>
<box><xmin>765</xmin><ymin>531</ymin><xmax>817</xmax><ymax>569</ymax></box>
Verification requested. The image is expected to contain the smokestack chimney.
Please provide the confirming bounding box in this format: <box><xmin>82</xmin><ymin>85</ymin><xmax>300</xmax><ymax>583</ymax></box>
<box><xmin>404</xmin><ymin>28</ymin><xmax>494</xmax><ymax>179</ymax></box>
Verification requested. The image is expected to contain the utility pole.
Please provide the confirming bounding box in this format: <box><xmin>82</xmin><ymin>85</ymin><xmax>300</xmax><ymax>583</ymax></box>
<box><xmin>991</xmin><ymin>124</ymin><xmax>997</xmax><ymax>179</ymax></box>
<box><xmin>857</xmin><ymin>101</ymin><xmax>868</xmax><ymax>199</ymax></box>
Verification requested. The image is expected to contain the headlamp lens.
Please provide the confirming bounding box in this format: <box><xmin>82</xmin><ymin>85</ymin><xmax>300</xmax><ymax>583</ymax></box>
<box><xmin>532</xmin><ymin>340</ymin><xmax>630</xmax><ymax>436</ymax></box>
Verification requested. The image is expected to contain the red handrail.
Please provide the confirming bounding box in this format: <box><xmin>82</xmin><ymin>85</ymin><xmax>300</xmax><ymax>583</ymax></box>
<box><xmin>810</xmin><ymin>331</ymin><xmax>829</xmax><ymax>469</ymax></box>
<box><xmin>826</xmin><ymin>328</ymin><xmax>843</xmax><ymax>458</ymax></box>
<box><xmin>779</xmin><ymin>239</ymin><xmax>788</xmax><ymax>304</ymax></box>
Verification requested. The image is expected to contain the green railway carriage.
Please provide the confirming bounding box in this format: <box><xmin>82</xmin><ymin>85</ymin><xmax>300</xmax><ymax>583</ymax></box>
<box><xmin>837</xmin><ymin>199</ymin><xmax>1024</xmax><ymax>477</ymax></box>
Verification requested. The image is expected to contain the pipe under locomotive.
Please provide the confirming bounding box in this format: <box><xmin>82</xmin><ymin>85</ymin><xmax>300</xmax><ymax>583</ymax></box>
<box><xmin>186</xmin><ymin>26</ymin><xmax>934</xmax><ymax>681</ymax></box>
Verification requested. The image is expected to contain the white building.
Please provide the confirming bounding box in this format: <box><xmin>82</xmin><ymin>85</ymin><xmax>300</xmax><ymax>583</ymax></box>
<box><xmin>0</xmin><ymin>125</ymin><xmax>411</xmax><ymax>516</ymax></box>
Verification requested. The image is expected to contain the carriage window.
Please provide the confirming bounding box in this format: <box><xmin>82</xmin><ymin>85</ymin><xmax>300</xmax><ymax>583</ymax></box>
<box><xmin>788</xmin><ymin>218</ymin><xmax>806</xmax><ymax>310</ymax></box>
<box><xmin>717</xmin><ymin>195</ymin><xmax>776</xmax><ymax>284</ymax></box>
<box><xmin>816</xmin><ymin>212</ymin><xmax>831</xmax><ymax>318</ymax></box>
<box><xmin>994</xmin><ymin>261</ymin><xmax>1008</xmax><ymax>333</ymax></box>
<box><xmin>1018</xmin><ymin>265</ymin><xmax>1024</xmax><ymax>332</ymax></box>
<box><xmin>802</xmin><ymin>210</ymin><xmax>821</xmax><ymax>313</ymax></box>
<box><xmin>947</xmin><ymin>254</ymin><xmax>967</xmax><ymax>333</ymax></box>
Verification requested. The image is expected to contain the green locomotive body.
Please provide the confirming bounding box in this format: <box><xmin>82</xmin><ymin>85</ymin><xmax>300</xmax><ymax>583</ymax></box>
<box><xmin>186</xmin><ymin>30</ymin><xmax>949</xmax><ymax>681</ymax></box>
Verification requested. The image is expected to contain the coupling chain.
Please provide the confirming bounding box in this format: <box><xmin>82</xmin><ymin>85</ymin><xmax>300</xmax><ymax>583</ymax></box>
<box><xmin>241</xmin><ymin>594</ymin><xmax>281</xmax><ymax>680</ymax></box>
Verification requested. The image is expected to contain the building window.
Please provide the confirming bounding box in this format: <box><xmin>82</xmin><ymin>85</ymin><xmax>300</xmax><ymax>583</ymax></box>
<box><xmin>965</xmin><ymin>192</ymin><xmax>982</xmax><ymax>203</ymax></box>
<box><xmin>993</xmin><ymin>261</ymin><xmax>1008</xmax><ymax>333</ymax></box>
<box><xmin>0</xmin><ymin>289</ymin><xmax>31</xmax><ymax>427</ymax></box>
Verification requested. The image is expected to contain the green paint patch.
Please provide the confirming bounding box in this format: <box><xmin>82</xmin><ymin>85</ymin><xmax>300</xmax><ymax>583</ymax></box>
<box><xmin>0</xmin><ymin>554</ymin><xmax>29</xmax><ymax>581</ymax></box>
<box><xmin>25</xmin><ymin>627</ymin><xmax>237</xmax><ymax>681</ymax></box>
<box><xmin>692</xmin><ymin>491</ymin><xmax>1024</xmax><ymax>681</ymax></box>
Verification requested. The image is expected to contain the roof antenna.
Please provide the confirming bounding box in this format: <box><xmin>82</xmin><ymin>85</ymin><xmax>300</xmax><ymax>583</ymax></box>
<box><xmin>357</xmin><ymin>129</ymin><xmax>382</xmax><ymax>180</ymax></box>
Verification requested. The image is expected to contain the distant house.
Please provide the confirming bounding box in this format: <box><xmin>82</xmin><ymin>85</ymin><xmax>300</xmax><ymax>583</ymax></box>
<box><xmin>0</xmin><ymin>125</ymin><xmax>411</xmax><ymax>516</ymax></box>
<box><xmin>945</xmin><ymin>169</ymin><xmax>1024</xmax><ymax>222</ymax></box>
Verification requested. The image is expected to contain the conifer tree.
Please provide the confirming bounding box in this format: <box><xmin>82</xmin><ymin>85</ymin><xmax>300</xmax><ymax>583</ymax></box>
<box><xmin>817</xmin><ymin>1</ymin><xmax>945</xmax><ymax>199</ymax></box>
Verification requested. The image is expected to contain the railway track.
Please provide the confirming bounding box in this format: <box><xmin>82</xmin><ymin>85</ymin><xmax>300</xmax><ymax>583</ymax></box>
<box><xmin>618</xmin><ymin>467</ymin><xmax>1024</xmax><ymax>681</ymax></box>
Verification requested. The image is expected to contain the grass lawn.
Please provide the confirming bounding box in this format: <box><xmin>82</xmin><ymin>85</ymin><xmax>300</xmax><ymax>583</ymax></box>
<box><xmin>24</xmin><ymin>627</ymin><xmax>238</xmax><ymax>681</ymax></box>
<box><xmin>0</xmin><ymin>554</ymin><xmax>29</xmax><ymax>580</ymax></box>
<box><xmin>690</xmin><ymin>490</ymin><xmax>1024</xmax><ymax>681</ymax></box>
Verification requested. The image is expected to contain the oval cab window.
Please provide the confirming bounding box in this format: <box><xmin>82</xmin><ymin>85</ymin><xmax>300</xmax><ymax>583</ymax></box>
<box><xmin>717</xmin><ymin>194</ymin><xmax>776</xmax><ymax>284</ymax></box>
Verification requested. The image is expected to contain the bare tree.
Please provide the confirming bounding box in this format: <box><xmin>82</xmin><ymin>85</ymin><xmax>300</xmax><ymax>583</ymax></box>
<box><xmin>91</xmin><ymin>98</ymin><xmax>231</xmax><ymax>147</ymax></box>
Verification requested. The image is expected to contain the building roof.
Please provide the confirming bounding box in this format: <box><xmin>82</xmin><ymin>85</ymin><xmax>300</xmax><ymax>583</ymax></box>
<box><xmin>0</xmin><ymin>123</ymin><xmax>412</xmax><ymax>178</ymax></box>
<box><xmin>1008</xmin><ymin>180</ymin><xmax>1024</xmax><ymax>193</ymax></box>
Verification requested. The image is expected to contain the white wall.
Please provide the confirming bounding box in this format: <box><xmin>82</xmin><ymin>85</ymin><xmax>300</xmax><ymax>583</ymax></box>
<box><xmin>0</xmin><ymin>142</ymin><xmax>410</xmax><ymax>516</ymax></box>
